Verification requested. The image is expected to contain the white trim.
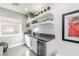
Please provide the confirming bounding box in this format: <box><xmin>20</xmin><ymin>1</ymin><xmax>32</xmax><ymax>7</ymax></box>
<box><xmin>8</xmin><ymin>42</ymin><xmax>24</xmax><ymax>48</ymax></box>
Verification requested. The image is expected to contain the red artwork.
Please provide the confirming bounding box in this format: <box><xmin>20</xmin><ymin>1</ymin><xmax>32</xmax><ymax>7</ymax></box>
<box><xmin>69</xmin><ymin>17</ymin><xmax>79</xmax><ymax>37</ymax></box>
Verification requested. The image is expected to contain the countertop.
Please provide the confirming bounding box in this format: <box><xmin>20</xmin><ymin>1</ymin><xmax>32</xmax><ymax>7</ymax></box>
<box><xmin>27</xmin><ymin>33</ymin><xmax>55</xmax><ymax>42</ymax></box>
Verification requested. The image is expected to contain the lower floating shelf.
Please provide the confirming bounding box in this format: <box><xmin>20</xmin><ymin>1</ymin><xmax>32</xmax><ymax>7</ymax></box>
<box><xmin>27</xmin><ymin>21</ymin><xmax>54</xmax><ymax>29</ymax></box>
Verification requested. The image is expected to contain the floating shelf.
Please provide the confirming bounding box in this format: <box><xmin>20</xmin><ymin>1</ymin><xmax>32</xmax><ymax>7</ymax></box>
<box><xmin>27</xmin><ymin>20</ymin><xmax>54</xmax><ymax>29</ymax></box>
<box><xmin>26</xmin><ymin>11</ymin><xmax>52</xmax><ymax>23</ymax></box>
<box><xmin>26</xmin><ymin>11</ymin><xmax>54</xmax><ymax>29</ymax></box>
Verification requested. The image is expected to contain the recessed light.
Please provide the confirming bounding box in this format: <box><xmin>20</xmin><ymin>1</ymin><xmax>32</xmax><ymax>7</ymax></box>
<box><xmin>25</xmin><ymin>8</ymin><xmax>28</xmax><ymax>11</ymax></box>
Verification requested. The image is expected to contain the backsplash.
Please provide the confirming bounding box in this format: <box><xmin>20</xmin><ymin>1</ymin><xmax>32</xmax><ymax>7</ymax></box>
<box><xmin>32</xmin><ymin>23</ymin><xmax>54</xmax><ymax>34</ymax></box>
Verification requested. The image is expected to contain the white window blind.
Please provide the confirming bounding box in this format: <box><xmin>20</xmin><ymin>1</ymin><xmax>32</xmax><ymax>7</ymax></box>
<box><xmin>0</xmin><ymin>16</ymin><xmax>22</xmax><ymax>37</ymax></box>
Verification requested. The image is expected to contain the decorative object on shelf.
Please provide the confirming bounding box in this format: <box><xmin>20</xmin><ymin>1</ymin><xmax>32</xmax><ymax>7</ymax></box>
<box><xmin>25</xmin><ymin>6</ymin><xmax>51</xmax><ymax>18</ymax></box>
<box><xmin>37</xmin><ymin>12</ymin><xmax>40</xmax><ymax>14</ymax></box>
<box><xmin>26</xmin><ymin>23</ymin><xmax>30</xmax><ymax>27</ymax></box>
<box><xmin>41</xmin><ymin>11</ymin><xmax>43</xmax><ymax>14</ymax></box>
<box><xmin>25</xmin><ymin>14</ymin><xmax>28</xmax><ymax>18</ymax></box>
<box><xmin>44</xmin><ymin>9</ymin><xmax>47</xmax><ymax>12</ymax></box>
<box><xmin>47</xmin><ymin>6</ymin><xmax>51</xmax><ymax>10</ymax></box>
<box><xmin>62</xmin><ymin>10</ymin><xmax>79</xmax><ymax>43</ymax></box>
<box><xmin>32</xmin><ymin>20</ymin><xmax>38</xmax><ymax>24</ymax></box>
<box><xmin>25</xmin><ymin>11</ymin><xmax>36</xmax><ymax>18</ymax></box>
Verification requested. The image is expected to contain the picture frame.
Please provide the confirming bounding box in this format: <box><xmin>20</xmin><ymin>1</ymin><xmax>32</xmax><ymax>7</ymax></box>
<box><xmin>62</xmin><ymin>10</ymin><xmax>79</xmax><ymax>43</ymax></box>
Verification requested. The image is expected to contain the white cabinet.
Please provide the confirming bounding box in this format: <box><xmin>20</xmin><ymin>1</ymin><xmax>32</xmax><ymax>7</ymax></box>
<box><xmin>25</xmin><ymin>35</ymin><xmax>37</xmax><ymax>54</ymax></box>
<box><xmin>30</xmin><ymin>36</ymin><xmax>37</xmax><ymax>54</ymax></box>
<box><xmin>25</xmin><ymin>35</ymin><xmax>31</xmax><ymax>48</ymax></box>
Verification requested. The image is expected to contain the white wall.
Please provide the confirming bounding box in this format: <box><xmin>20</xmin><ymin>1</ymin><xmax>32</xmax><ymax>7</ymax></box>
<box><xmin>0</xmin><ymin>7</ymin><xmax>26</xmax><ymax>48</ymax></box>
<box><xmin>46</xmin><ymin>3</ymin><xmax>79</xmax><ymax>56</ymax></box>
<box><xmin>32</xmin><ymin>24</ymin><xmax>54</xmax><ymax>34</ymax></box>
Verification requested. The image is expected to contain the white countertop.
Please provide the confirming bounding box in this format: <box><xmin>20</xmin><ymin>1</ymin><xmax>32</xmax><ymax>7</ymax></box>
<box><xmin>27</xmin><ymin>34</ymin><xmax>55</xmax><ymax>42</ymax></box>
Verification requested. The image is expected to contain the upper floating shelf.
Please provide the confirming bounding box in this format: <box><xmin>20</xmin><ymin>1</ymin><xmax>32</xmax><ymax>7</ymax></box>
<box><xmin>26</xmin><ymin>11</ymin><xmax>54</xmax><ymax>29</ymax></box>
<box><xmin>27</xmin><ymin>11</ymin><xmax>53</xmax><ymax>23</ymax></box>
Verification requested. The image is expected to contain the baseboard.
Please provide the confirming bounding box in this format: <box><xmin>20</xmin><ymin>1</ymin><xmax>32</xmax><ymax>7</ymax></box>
<box><xmin>8</xmin><ymin>42</ymin><xmax>24</xmax><ymax>48</ymax></box>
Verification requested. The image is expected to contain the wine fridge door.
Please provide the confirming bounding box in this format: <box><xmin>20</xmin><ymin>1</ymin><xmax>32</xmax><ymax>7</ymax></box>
<box><xmin>37</xmin><ymin>39</ymin><xmax>46</xmax><ymax>56</ymax></box>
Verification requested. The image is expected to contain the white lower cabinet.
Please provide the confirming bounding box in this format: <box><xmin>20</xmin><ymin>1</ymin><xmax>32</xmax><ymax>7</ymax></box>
<box><xmin>25</xmin><ymin>35</ymin><xmax>31</xmax><ymax>48</ymax></box>
<box><xmin>25</xmin><ymin>35</ymin><xmax>55</xmax><ymax>56</ymax></box>
<box><xmin>30</xmin><ymin>36</ymin><xmax>37</xmax><ymax>54</ymax></box>
<box><xmin>25</xmin><ymin>35</ymin><xmax>37</xmax><ymax>54</ymax></box>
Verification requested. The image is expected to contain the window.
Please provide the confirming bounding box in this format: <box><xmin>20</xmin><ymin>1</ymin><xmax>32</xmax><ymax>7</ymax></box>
<box><xmin>0</xmin><ymin>16</ymin><xmax>22</xmax><ymax>37</ymax></box>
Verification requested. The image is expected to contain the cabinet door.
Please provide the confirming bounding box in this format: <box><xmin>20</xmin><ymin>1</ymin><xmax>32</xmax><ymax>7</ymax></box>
<box><xmin>37</xmin><ymin>40</ymin><xmax>46</xmax><ymax>56</ymax></box>
<box><xmin>25</xmin><ymin>35</ymin><xmax>31</xmax><ymax>48</ymax></box>
<box><xmin>30</xmin><ymin>37</ymin><xmax>37</xmax><ymax>54</ymax></box>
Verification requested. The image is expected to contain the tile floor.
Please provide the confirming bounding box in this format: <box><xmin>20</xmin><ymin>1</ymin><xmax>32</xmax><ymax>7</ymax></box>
<box><xmin>3</xmin><ymin>44</ymin><xmax>36</xmax><ymax>56</ymax></box>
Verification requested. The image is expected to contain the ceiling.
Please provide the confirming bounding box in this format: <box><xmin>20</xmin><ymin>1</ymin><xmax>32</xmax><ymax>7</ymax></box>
<box><xmin>0</xmin><ymin>3</ymin><xmax>48</xmax><ymax>14</ymax></box>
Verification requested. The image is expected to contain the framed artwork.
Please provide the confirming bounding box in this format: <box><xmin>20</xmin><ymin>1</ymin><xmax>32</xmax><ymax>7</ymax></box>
<box><xmin>62</xmin><ymin>10</ymin><xmax>79</xmax><ymax>43</ymax></box>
